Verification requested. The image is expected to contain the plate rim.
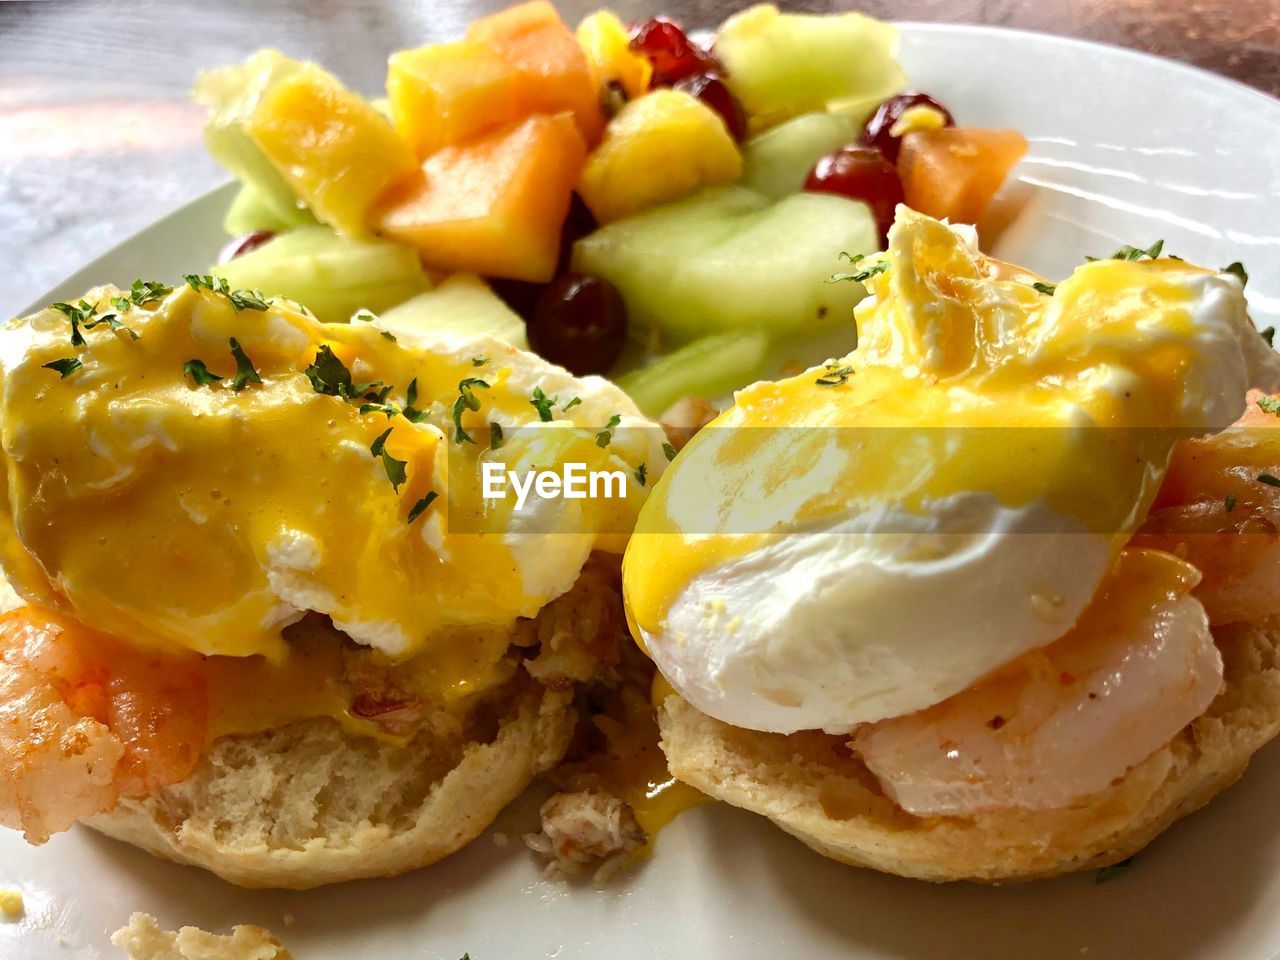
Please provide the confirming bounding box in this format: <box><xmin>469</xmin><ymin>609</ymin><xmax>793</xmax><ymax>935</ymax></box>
<box><xmin>897</xmin><ymin>20</ymin><xmax>1280</xmax><ymax>115</ymax></box>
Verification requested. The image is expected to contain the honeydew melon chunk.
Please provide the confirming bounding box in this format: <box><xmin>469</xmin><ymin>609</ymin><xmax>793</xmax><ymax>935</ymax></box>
<box><xmin>571</xmin><ymin>186</ymin><xmax>877</xmax><ymax>344</ymax></box>
<box><xmin>222</xmin><ymin>183</ymin><xmax>317</xmax><ymax>235</ymax></box>
<box><xmin>211</xmin><ymin>225</ymin><xmax>430</xmax><ymax>325</ymax></box>
<box><xmin>378</xmin><ymin>275</ymin><xmax>529</xmax><ymax>349</ymax></box>
<box><xmin>715</xmin><ymin>4</ymin><xmax>905</xmax><ymax>129</ymax></box>
<box><xmin>615</xmin><ymin>332</ymin><xmax>770</xmax><ymax>416</ymax></box>
<box><xmin>196</xmin><ymin>50</ymin><xmax>308</xmax><ymax>229</ymax></box>
<box><xmin>739</xmin><ymin>112</ymin><xmax>861</xmax><ymax>199</ymax></box>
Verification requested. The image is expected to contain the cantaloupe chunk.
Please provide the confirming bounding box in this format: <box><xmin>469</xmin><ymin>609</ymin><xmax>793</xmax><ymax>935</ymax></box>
<box><xmin>248</xmin><ymin>68</ymin><xmax>418</xmax><ymax>237</ymax></box>
<box><xmin>466</xmin><ymin>0</ymin><xmax>604</xmax><ymax>144</ymax></box>
<box><xmin>898</xmin><ymin>127</ymin><xmax>1028</xmax><ymax>225</ymax></box>
<box><xmin>578</xmin><ymin>90</ymin><xmax>742</xmax><ymax>225</ymax></box>
<box><xmin>387</xmin><ymin>41</ymin><xmax>523</xmax><ymax>159</ymax></box>
<box><xmin>375</xmin><ymin>112</ymin><xmax>587</xmax><ymax>283</ymax></box>
<box><xmin>576</xmin><ymin>10</ymin><xmax>652</xmax><ymax>101</ymax></box>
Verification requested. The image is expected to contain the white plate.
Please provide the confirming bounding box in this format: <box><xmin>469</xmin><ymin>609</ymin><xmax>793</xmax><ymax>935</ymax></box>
<box><xmin>6</xmin><ymin>23</ymin><xmax>1280</xmax><ymax>960</ymax></box>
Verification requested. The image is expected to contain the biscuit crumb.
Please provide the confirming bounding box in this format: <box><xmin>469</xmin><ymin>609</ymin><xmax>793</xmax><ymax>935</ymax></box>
<box><xmin>525</xmin><ymin>789</ymin><xmax>645</xmax><ymax>882</ymax></box>
<box><xmin>111</xmin><ymin>913</ymin><xmax>290</xmax><ymax>960</ymax></box>
<box><xmin>0</xmin><ymin>888</ymin><xmax>24</xmax><ymax>919</ymax></box>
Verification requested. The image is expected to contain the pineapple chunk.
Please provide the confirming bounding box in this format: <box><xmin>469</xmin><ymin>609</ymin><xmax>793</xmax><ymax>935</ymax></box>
<box><xmin>578</xmin><ymin>90</ymin><xmax>742</xmax><ymax>225</ymax></box>
<box><xmin>248</xmin><ymin>66</ymin><xmax>417</xmax><ymax>237</ymax></box>
<box><xmin>576</xmin><ymin>10</ymin><xmax>652</xmax><ymax>101</ymax></box>
<box><xmin>387</xmin><ymin>41</ymin><xmax>523</xmax><ymax>159</ymax></box>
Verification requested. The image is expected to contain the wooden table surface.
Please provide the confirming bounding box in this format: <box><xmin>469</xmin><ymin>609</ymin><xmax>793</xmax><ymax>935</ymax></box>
<box><xmin>1</xmin><ymin>0</ymin><xmax>1277</xmax><ymax>313</ymax></box>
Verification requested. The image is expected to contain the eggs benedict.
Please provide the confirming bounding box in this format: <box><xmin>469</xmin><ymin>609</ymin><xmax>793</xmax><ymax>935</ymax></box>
<box><xmin>0</xmin><ymin>278</ymin><xmax>666</xmax><ymax>887</ymax></box>
<box><xmin>628</xmin><ymin>207</ymin><xmax>1280</xmax><ymax>881</ymax></box>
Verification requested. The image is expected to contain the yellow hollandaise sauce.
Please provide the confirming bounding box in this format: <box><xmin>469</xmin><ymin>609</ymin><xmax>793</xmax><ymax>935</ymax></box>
<box><xmin>0</xmin><ymin>282</ymin><xmax>657</xmax><ymax>665</ymax></box>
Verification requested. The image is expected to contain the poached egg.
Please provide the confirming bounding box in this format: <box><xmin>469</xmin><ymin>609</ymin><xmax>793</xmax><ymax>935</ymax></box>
<box><xmin>624</xmin><ymin>207</ymin><xmax>1280</xmax><ymax>734</ymax></box>
<box><xmin>0</xmin><ymin>282</ymin><xmax>665</xmax><ymax>670</ymax></box>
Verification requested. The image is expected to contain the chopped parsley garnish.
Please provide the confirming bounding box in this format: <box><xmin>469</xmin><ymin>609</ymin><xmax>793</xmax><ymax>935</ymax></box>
<box><xmin>1088</xmin><ymin>240</ymin><xmax>1164</xmax><ymax>263</ymax></box>
<box><xmin>635</xmin><ymin>462</ymin><xmax>647</xmax><ymax>486</ymax></box>
<box><xmin>50</xmin><ymin>299</ymin><xmax>93</xmax><ymax>346</ymax></box>
<box><xmin>1032</xmin><ymin>281</ymin><xmax>1057</xmax><ymax>296</ymax></box>
<box><xmin>183</xmin><ymin>274</ymin><xmax>270</xmax><ymax>312</ymax></box>
<box><xmin>369</xmin><ymin>427</ymin><xmax>407</xmax><ymax>492</ymax></box>
<box><xmin>562</xmin><ymin>396</ymin><xmax>582</xmax><ymax>412</ymax></box>
<box><xmin>595</xmin><ymin>413</ymin><xmax>621</xmax><ymax>448</ymax></box>
<box><xmin>407</xmin><ymin>490</ymin><xmax>438</xmax><ymax>523</ymax></box>
<box><xmin>815</xmin><ymin>363</ymin><xmax>854</xmax><ymax>387</ymax></box>
<box><xmin>83</xmin><ymin>311</ymin><xmax>140</xmax><ymax>340</ymax></box>
<box><xmin>42</xmin><ymin>357</ymin><xmax>82</xmax><ymax>379</ymax></box>
<box><xmin>1226</xmin><ymin>495</ymin><xmax>1237</xmax><ymax>513</ymax></box>
<box><xmin>1262</xmin><ymin>327</ymin><xmax>1276</xmax><ymax>348</ymax></box>
<box><xmin>183</xmin><ymin>274</ymin><xmax>220</xmax><ymax>293</ymax></box>
<box><xmin>231</xmin><ymin>289</ymin><xmax>270</xmax><ymax>311</ymax></box>
<box><xmin>1095</xmin><ymin>858</ymin><xmax>1134</xmax><ymax>884</ymax></box>
<box><xmin>303</xmin><ymin>345</ymin><xmax>382</xmax><ymax>401</ymax></box>
<box><xmin>353</xmin><ymin>310</ymin><xmax>376</xmax><ymax>322</ymax></box>
<box><xmin>1260</xmin><ymin>473</ymin><xmax>1280</xmax><ymax>488</ymax></box>
<box><xmin>828</xmin><ymin>252</ymin><xmax>889</xmax><ymax>284</ymax></box>
<box><xmin>359</xmin><ymin>400</ymin><xmax>399</xmax><ymax>418</ymax></box>
<box><xmin>400</xmin><ymin>377</ymin><xmax>429</xmax><ymax>423</ymax></box>
<box><xmin>1258</xmin><ymin>396</ymin><xmax>1280</xmax><ymax>417</ymax></box>
<box><xmin>183</xmin><ymin>359</ymin><xmax>222</xmax><ymax>386</ymax></box>
<box><xmin>51</xmin><ymin>287</ymin><xmax>159</xmax><ymax>346</ymax></box>
<box><xmin>380</xmin><ymin>331</ymin><xmax>398</xmax><ymax>342</ymax></box>
<box><xmin>228</xmin><ymin>338</ymin><xmax>262</xmax><ymax>392</ymax></box>
<box><xmin>452</xmin><ymin>378</ymin><xmax>490</xmax><ymax>443</ymax></box>
<box><xmin>1223</xmin><ymin>261</ymin><xmax>1249</xmax><ymax>287</ymax></box>
<box><xmin>490</xmin><ymin>421</ymin><xmax>504</xmax><ymax>450</ymax></box>
<box><xmin>472</xmin><ymin>355</ymin><xmax>489</xmax><ymax>367</ymax></box>
<box><xmin>530</xmin><ymin>386</ymin><xmax>556</xmax><ymax>422</ymax></box>
<box><xmin>663</xmin><ymin>442</ymin><xmax>677</xmax><ymax>462</ymax></box>
<box><xmin>115</xmin><ymin>279</ymin><xmax>172</xmax><ymax>311</ymax></box>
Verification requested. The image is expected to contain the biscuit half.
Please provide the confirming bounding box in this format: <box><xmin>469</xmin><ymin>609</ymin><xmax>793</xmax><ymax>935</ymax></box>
<box><xmin>658</xmin><ymin>617</ymin><xmax>1280</xmax><ymax>882</ymax></box>
<box><xmin>83</xmin><ymin>559</ymin><xmax>630</xmax><ymax>889</ymax></box>
<box><xmin>86</xmin><ymin>678</ymin><xmax>574</xmax><ymax>889</ymax></box>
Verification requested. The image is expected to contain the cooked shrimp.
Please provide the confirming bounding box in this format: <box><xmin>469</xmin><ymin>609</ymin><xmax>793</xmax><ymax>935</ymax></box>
<box><xmin>1133</xmin><ymin>391</ymin><xmax>1280</xmax><ymax>625</ymax></box>
<box><xmin>854</xmin><ymin>549</ymin><xmax>1222</xmax><ymax>815</ymax></box>
<box><xmin>0</xmin><ymin>605</ymin><xmax>206</xmax><ymax>843</ymax></box>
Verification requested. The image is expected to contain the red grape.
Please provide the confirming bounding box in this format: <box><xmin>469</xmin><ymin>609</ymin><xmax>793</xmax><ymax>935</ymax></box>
<box><xmin>629</xmin><ymin>17</ymin><xmax>719</xmax><ymax>87</ymax></box>
<box><xmin>674</xmin><ymin>73</ymin><xmax>746</xmax><ymax>141</ymax></box>
<box><xmin>527</xmin><ymin>273</ymin><xmax>628</xmax><ymax>375</ymax></box>
<box><xmin>217</xmin><ymin>230</ymin><xmax>275</xmax><ymax>264</ymax></box>
<box><xmin>804</xmin><ymin>145</ymin><xmax>904</xmax><ymax>242</ymax></box>
<box><xmin>860</xmin><ymin>92</ymin><xmax>955</xmax><ymax>163</ymax></box>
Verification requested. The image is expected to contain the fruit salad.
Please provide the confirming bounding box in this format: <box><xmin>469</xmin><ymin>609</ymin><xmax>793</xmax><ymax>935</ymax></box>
<box><xmin>196</xmin><ymin>2</ymin><xmax>1027</xmax><ymax>417</ymax></box>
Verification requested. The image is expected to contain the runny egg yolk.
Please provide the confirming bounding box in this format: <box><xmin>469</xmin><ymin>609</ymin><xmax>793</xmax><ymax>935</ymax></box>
<box><xmin>624</xmin><ymin>208</ymin><xmax>1280</xmax><ymax>723</ymax></box>
<box><xmin>0</xmin><ymin>284</ymin><xmax>662</xmax><ymax>667</ymax></box>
